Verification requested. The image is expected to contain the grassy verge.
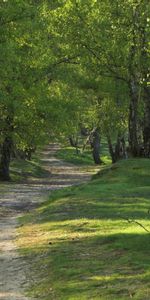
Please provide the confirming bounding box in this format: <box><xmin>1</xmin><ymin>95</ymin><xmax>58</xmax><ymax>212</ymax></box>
<box><xmin>56</xmin><ymin>147</ymin><xmax>95</xmax><ymax>165</ymax></box>
<box><xmin>17</xmin><ymin>158</ymin><xmax>150</xmax><ymax>300</ymax></box>
<box><xmin>10</xmin><ymin>152</ymin><xmax>50</xmax><ymax>182</ymax></box>
<box><xmin>56</xmin><ymin>140</ymin><xmax>111</xmax><ymax>166</ymax></box>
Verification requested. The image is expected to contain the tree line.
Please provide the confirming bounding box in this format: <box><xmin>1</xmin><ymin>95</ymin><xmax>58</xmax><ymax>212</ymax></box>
<box><xmin>0</xmin><ymin>0</ymin><xmax>149</xmax><ymax>180</ymax></box>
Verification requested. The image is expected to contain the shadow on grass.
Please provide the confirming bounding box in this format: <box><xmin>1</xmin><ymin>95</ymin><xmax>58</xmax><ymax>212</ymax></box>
<box><xmin>23</xmin><ymin>233</ymin><xmax>150</xmax><ymax>300</ymax></box>
<box><xmin>19</xmin><ymin>157</ymin><xmax>150</xmax><ymax>299</ymax></box>
<box><xmin>35</xmin><ymin>188</ymin><xmax>150</xmax><ymax>223</ymax></box>
<box><xmin>10</xmin><ymin>158</ymin><xmax>51</xmax><ymax>182</ymax></box>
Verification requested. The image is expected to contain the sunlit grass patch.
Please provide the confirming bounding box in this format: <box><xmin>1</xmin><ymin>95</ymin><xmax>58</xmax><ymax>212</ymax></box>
<box><xmin>56</xmin><ymin>146</ymin><xmax>95</xmax><ymax>165</ymax></box>
<box><xmin>56</xmin><ymin>139</ymin><xmax>111</xmax><ymax>166</ymax></box>
<box><xmin>17</xmin><ymin>158</ymin><xmax>150</xmax><ymax>299</ymax></box>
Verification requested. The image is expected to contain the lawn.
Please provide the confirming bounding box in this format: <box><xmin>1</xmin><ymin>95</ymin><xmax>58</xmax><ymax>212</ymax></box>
<box><xmin>17</xmin><ymin>158</ymin><xmax>150</xmax><ymax>300</ymax></box>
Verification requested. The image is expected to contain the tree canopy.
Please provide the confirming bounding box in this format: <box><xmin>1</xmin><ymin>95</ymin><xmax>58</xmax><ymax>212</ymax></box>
<box><xmin>0</xmin><ymin>0</ymin><xmax>150</xmax><ymax>179</ymax></box>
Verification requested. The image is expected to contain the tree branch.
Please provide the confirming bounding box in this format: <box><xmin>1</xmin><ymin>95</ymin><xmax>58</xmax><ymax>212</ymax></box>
<box><xmin>121</xmin><ymin>216</ymin><xmax>149</xmax><ymax>233</ymax></box>
<box><xmin>82</xmin><ymin>43</ymin><xmax>128</xmax><ymax>83</ymax></box>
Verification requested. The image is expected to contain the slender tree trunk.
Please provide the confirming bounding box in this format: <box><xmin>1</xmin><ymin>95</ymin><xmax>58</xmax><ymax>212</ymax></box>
<box><xmin>121</xmin><ymin>137</ymin><xmax>128</xmax><ymax>159</ymax></box>
<box><xmin>128</xmin><ymin>79</ymin><xmax>140</xmax><ymax>156</ymax></box>
<box><xmin>143</xmin><ymin>86</ymin><xmax>150</xmax><ymax>157</ymax></box>
<box><xmin>82</xmin><ymin>130</ymin><xmax>94</xmax><ymax>153</ymax></box>
<box><xmin>107</xmin><ymin>134</ymin><xmax>127</xmax><ymax>163</ymax></box>
<box><xmin>128</xmin><ymin>6</ymin><xmax>141</xmax><ymax>157</ymax></box>
<box><xmin>68</xmin><ymin>136</ymin><xmax>77</xmax><ymax>148</ymax></box>
<box><xmin>0</xmin><ymin>137</ymin><xmax>12</xmax><ymax>181</ymax></box>
<box><xmin>115</xmin><ymin>135</ymin><xmax>121</xmax><ymax>160</ymax></box>
<box><xmin>68</xmin><ymin>136</ymin><xmax>80</xmax><ymax>154</ymax></box>
<box><xmin>107</xmin><ymin>135</ymin><xmax>117</xmax><ymax>163</ymax></box>
<box><xmin>115</xmin><ymin>135</ymin><xmax>127</xmax><ymax>160</ymax></box>
<box><xmin>139</xmin><ymin>13</ymin><xmax>150</xmax><ymax>157</ymax></box>
<box><xmin>90</xmin><ymin>128</ymin><xmax>102</xmax><ymax>164</ymax></box>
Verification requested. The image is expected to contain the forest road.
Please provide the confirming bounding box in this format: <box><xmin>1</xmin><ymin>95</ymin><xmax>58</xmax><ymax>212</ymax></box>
<box><xmin>0</xmin><ymin>144</ymin><xmax>93</xmax><ymax>300</ymax></box>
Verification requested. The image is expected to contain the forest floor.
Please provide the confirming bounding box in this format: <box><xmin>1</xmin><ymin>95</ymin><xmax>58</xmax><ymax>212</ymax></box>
<box><xmin>0</xmin><ymin>144</ymin><xmax>97</xmax><ymax>300</ymax></box>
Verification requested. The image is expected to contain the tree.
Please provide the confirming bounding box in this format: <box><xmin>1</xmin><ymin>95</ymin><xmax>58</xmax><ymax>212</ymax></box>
<box><xmin>0</xmin><ymin>1</ymin><xmax>63</xmax><ymax>179</ymax></box>
<box><xmin>48</xmin><ymin>0</ymin><xmax>150</xmax><ymax>157</ymax></box>
<box><xmin>1</xmin><ymin>0</ymin><xmax>149</xmax><ymax>180</ymax></box>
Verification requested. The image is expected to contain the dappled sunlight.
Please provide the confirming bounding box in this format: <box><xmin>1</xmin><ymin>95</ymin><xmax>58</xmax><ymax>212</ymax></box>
<box><xmin>0</xmin><ymin>292</ymin><xmax>29</xmax><ymax>299</ymax></box>
<box><xmin>18</xmin><ymin>230</ymin><xmax>150</xmax><ymax>299</ymax></box>
<box><xmin>34</xmin><ymin>192</ymin><xmax>150</xmax><ymax>223</ymax></box>
<box><xmin>17</xmin><ymin>217</ymin><xmax>150</xmax><ymax>253</ymax></box>
<box><xmin>16</xmin><ymin>156</ymin><xmax>150</xmax><ymax>299</ymax></box>
<box><xmin>90</xmin><ymin>269</ymin><xmax>150</xmax><ymax>281</ymax></box>
<box><xmin>0</xmin><ymin>144</ymin><xmax>96</xmax><ymax>300</ymax></box>
<box><xmin>1</xmin><ymin>149</ymin><xmax>150</xmax><ymax>299</ymax></box>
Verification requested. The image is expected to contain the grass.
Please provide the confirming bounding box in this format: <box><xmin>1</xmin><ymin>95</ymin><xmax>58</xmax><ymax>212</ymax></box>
<box><xmin>17</xmin><ymin>157</ymin><xmax>150</xmax><ymax>300</ymax></box>
<box><xmin>56</xmin><ymin>140</ymin><xmax>111</xmax><ymax>166</ymax></box>
<box><xmin>10</xmin><ymin>152</ymin><xmax>50</xmax><ymax>182</ymax></box>
<box><xmin>8</xmin><ymin>139</ymin><xmax>110</xmax><ymax>181</ymax></box>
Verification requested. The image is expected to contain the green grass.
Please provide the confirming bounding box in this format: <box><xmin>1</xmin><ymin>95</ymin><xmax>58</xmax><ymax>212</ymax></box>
<box><xmin>10</xmin><ymin>152</ymin><xmax>50</xmax><ymax>182</ymax></box>
<box><xmin>56</xmin><ymin>140</ymin><xmax>111</xmax><ymax>166</ymax></box>
<box><xmin>18</xmin><ymin>158</ymin><xmax>150</xmax><ymax>300</ymax></box>
<box><xmin>56</xmin><ymin>147</ymin><xmax>95</xmax><ymax>165</ymax></box>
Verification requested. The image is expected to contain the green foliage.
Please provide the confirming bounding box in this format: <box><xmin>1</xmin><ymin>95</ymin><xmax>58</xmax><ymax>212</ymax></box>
<box><xmin>45</xmin><ymin>0</ymin><xmax>149</xmax><ymax>148</ymax></box>
<box><xmin>0</xmin><ymin>0</ymin><xmax>150</xmax><ymax>177</ymax></box>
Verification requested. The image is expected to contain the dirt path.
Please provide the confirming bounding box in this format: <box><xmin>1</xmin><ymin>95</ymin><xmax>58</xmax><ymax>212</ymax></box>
<box><xmin>0</xmin><ymin>144</ymin><xmax>94</xmax><ymax>300</ymax></box>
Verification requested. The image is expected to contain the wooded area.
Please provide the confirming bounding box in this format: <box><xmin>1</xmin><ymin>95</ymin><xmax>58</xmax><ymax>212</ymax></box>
<box><xmin>0</xmin><ymin>0</ymin><xmax>149</xmax><ymax>180</ymax></box>
<box><xmin>1</xmin><ymin>2</ymin><xmax>150</xmax><ymax>300</ymax></box>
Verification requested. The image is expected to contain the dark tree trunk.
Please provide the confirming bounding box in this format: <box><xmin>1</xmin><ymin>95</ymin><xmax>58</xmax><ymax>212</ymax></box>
<box><xmin>128</xmin><ymin>79</ymin><xmax>140</xmax><ymax>156</ymax></box>
<box><xmin>115</xmin><ymin>135</ymin><xmax>121</xmax><ymax>160</ymax></box>
<box><xmin>68</xmin><ymin>136</ymin><xmax>77</xmax><ymax>148</ymax></box>
<box><xmin>68</xmin><ymin>136</ymin><xmax>80</xmax><ymax>154</ymax></box>
<box><xmin>143</xmin><ymin>86</ymin><xmax>150</xmax><ymax>157</ymax></box>
<box><xmin>140</xmin><ymin>18</ymin><xmax>150</xmax><ymax>157</ymax></box>
<box><xmin>128</xmin><ymin>6</ymin><xmax>141</xmax><ymax>157</ymax></box>
<box><xmin>90</xmin><ymin>128</ymin><xmax>102</xmax><ymax>165</ymax></box>
<box><xmin>115</xmin><ymin>135</ymin><xmax>127</xmax><ymax>160</ymax></box>
<box><xmin>107</xmin><ymin>134</ymin><xmax>127</xmax><ymax>163</ymax></box>
<box><xmin>0</xmin><ymin>137</ymin><xmax>12</xmax><ymax>181</ymax></box>
<box><xmin>107</xmin><ymin>135</ymin><xmax>117</xmax><ymax>163</ymax></box>
<box><xmin>121</xmin><ymin>137</ymin><xmax>127</xmax><ymax>159</ymax></box>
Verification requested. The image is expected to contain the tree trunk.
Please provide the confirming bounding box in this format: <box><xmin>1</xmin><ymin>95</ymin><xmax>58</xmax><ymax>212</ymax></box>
<box><xmin>68</xmin><ymin>136</ymin><xmax>77</xmax><ymax>148</ymax></box>
<box><xmin>115</xmin><ymin>135</ymin><xmax>121</xmax><ymax>160</ymax></box>
<box><xmin>68</xmin><ymin>136</ymin><xmax>80</xmax><ymax>154</ymax></box>
<box><xmin>107</xmin><ymin>134</ymin><xmax>127</xmax><ymax>163</ymax></box>
<box><xmin>115</xmin><ymin>134</ymin><xmax>127</xmax><ymax>160</ymax></box>
<box><xmin>128</xmin><ymin>79</ymin><xmax>140</xmax><ymax>156</ymax></box>
<box><xmin>90</xmin><ymin>128</ymin><xmax>102</xmax><ymax>164</ymax></box>
<box><xmin>107</xmin><ymin>135</ymin><xmax>117</xmax><ymax>163</ymax></box>
<box><xmin>139</xmin><ymin>14</ymin><xmax>150</xmax><ymax>157</ymax></box>
<box><xmin>128</xmin><ymin>5</ymin><xmax>141</xmax><ymax>157</ymax></box>
<box><xmin>143</xmin><ymin>86</ymin><xmax>150</xmax><ymax>157</ymax></box>
<box><xmin>0</xmin><ymin>137</ymin><xmax>12</xmax><ymax>181</ymax></box>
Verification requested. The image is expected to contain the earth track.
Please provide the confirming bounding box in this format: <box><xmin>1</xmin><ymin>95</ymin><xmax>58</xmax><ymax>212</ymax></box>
<box><xmin>0</xmin><ymin>144</ymin><xmax>93</xmax><ymax>300</ymax></box>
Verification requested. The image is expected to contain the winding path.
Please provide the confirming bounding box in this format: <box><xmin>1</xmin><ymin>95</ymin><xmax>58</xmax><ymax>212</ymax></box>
<box><xmin>0</xmin><ymin>144</ymin><xmax>94</xmax><ymax>300</ymax></box>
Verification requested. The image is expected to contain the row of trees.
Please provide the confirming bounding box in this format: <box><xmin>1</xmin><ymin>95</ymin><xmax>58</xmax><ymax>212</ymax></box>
<box><xmin>52</xmin><ymin>0</ymin><xmax>150</xmax><ymax>156</ymax></box>
<box><xmin>0</xmin><ymin>0</ymin><xmax>149</xmax><ymax>180</ymax></box>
